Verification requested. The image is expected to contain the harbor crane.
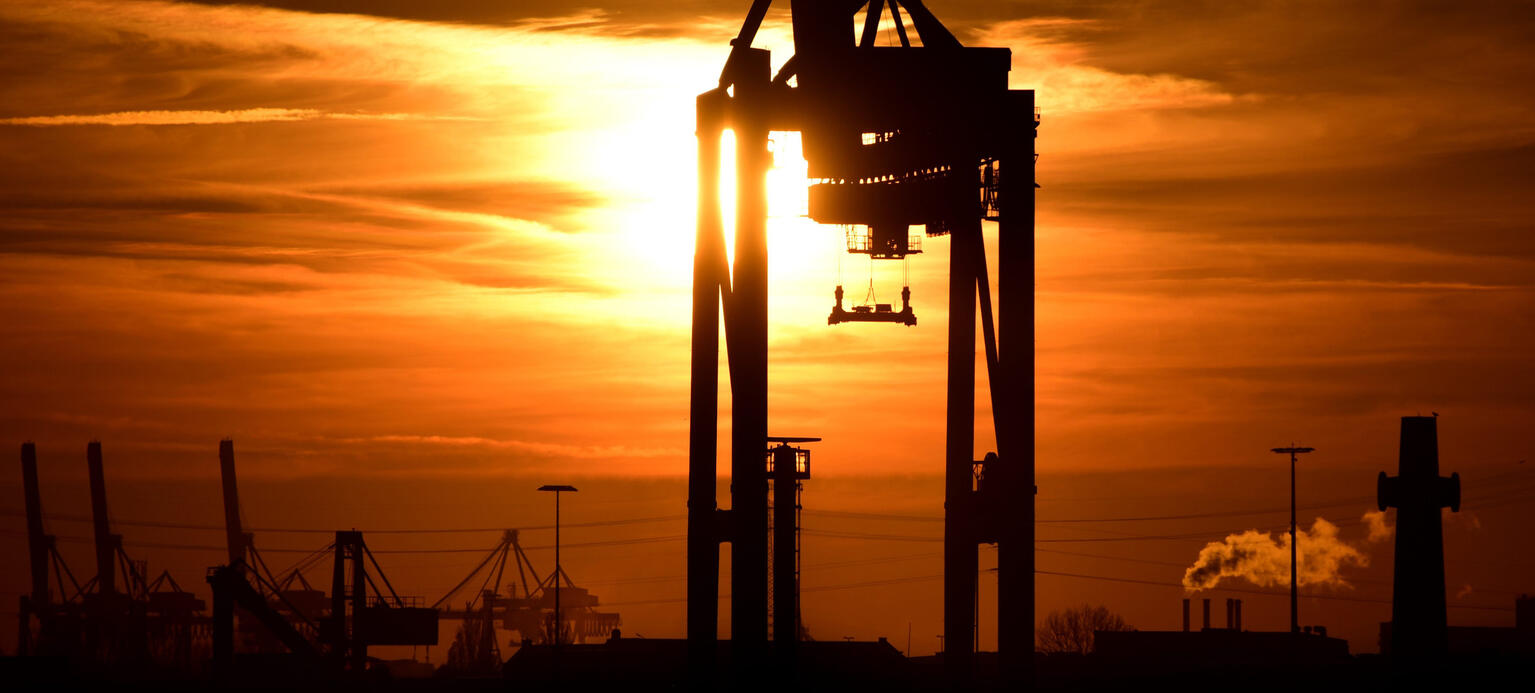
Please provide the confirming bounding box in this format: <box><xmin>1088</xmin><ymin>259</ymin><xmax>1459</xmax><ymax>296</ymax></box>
<box><xmin>434</xmin><ymin>529</ymin><xmax>622</xmax><ymax>673</ymax></box>
<box><xmin>689</xmin><ymin>0</ymin><xmax>1037</xmax><ymax>688</ymax></box>
<box><xmin>208</xmin><ymin>440</ymin><xmax>437</xmax><ymax>674</ymax></box>
<box><xmin>16</xmin><ymin>442</ymin><xmax>208</xmax><ymax>666</ymax></box>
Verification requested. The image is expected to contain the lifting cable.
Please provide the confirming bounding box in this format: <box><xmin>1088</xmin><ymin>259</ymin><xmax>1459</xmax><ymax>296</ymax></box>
<box><xmin>836</xmin><ymin>225</ymin><xmax>846</xmax><ymax>285</ymax></box>
<box><xmin>863</xmin><ymin>255</ymin><xmax>877</xmax><ymax>306</ymax></box>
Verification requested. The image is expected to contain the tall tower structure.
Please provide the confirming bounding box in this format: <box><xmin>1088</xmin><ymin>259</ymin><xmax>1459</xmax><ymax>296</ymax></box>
<box><xmin>1271</xmin><ymin>445</ymin><xmax>1315</xmax><ymax>633</ymax></box>
<box><xmin>87</xmin><ymin>441</ymin><xmax>120</xmax><ymax>596</ymax></box>
<box><xmin>1378</xmin><ymin>415</ymin><xmax>1460</xmax><ymax>660</ymax></box>
<box><xmin>21</xmin><ymin>443</ymin><xmax>50</xmax><ymax>610</ymax></box>
<box><xmin>768</xmin><ymin>437</ymin><xmax>815</xmax><ymax>653</ymax></box>
<box><xmin>690</xmin><ymin>2</ymin><xmax>1035</xmax><ymax>687</ymax></box>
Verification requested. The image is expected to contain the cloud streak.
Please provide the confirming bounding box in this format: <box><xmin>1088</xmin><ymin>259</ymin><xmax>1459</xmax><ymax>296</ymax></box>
<box><xmin>0</xmin><ymin>0</ymin><xmax>1532</xmax><ymax>487</ymax></box>
<box><xmin>341</xmin><ymin>434</ymin><xmax>680</xmax><ymax>460</ymax></box>
<box><xmin>0</xmin><ymin>109</ymin><xmax>479</xmax><ymax>127</ymax></box>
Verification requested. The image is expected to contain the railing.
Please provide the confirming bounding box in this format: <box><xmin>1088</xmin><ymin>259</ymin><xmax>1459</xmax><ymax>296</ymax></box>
<box><xmin>368</xmin><ymin>595</ymin><xmax>426</xmax><ymax>608</ymax></box>
<box><xmin>980</xmin><ymin>158</ymin><xmax>1001</xmax><ymax>221</ymax></box>
<box><xmin>844</xmin><ymin>225</ymin><xmax>923</xmax><ymax>255</ymax></box>
<box><xmin>845</xmin><ymin>225</ymin><xmax>871</xmax><ymax>252</ymax></box>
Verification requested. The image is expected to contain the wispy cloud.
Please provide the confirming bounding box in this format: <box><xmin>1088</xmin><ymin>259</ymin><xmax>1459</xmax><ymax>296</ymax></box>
<box><xmin>1</xmin><ymin>0</ymin><xmax>1533</xmax><ymax>486</ymax></box>
<box><xmin>343</xmin><ymin>434</ymin><xmax>681</xmax><ymax>459</ymax></box>
<box><xmin>0</xmin><ymin>108</ymin><xmax>479</xmax><ymax>127</ymax></box>
<box><xmin>974</xmin><ymin>18</ymin><xmax>1241</xmax><ymax>114</ymax></box>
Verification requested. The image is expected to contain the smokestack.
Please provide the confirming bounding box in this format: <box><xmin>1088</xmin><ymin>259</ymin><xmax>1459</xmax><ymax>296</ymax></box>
<box><xmin>1182</xmin><ymin>599</ymin><xmax>1190</xmax><ymax>632</ymax></box>
<box><xmin>771</xmin><ymin>443</ymin><xmax>803</xmax><ymax>649</ymax></box>
<box><xmin>1235</xmin><ymin>599</ymin><xmax>1243</xmax><ymax>631</ymax></box>
<box><xmin>1202</xmin><ymin>598</ymin><xmax>1211</xmax><ymax>630</ymax></box>
<box><xmin>1226</xmin><ymin>599</ymin><xmax>1234</xmax><ymax>629</ymax></box>
<box><xmin>1380</xmin><ymin>415</ymin><xmax>1458</xmax><ymax>660</ymax></box>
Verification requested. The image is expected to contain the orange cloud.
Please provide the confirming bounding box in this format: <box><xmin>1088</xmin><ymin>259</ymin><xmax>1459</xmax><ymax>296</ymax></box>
<box><xmin>0</xmin><ymin>109</ymin><xmax>479</xmax><ymax>127</ymax></box>
<box><xmin>975</xmin><ymin>18</ymin><xmax>1241</xmax><ymax>114</ymax></box>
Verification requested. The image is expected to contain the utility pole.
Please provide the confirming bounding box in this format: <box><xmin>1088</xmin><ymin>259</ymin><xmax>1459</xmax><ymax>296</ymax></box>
<box><xmin>537</xmin><ymin>485</ymin><xmax>578</xmax><ymax>651</ymax></box>
<box><xmin>1271</xmin><ymin>445</ymin><xmax>1314</xmax><ymax>633</ymax></box>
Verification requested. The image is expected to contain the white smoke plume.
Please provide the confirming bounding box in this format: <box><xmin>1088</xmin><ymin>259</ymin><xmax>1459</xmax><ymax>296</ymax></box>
<box><xmin>1363</xmin><ymin>509</ymin><xmax>1394</xmax><ymax>542</ymax></box>
<box><xmin>1446</xmin><ymin>511</ymin><xmax>1482</xmax><ymax>531</ymax></box>
<box><xmin>1182</xmin><ymin>517</ymin><xmax>1367</xmax><ymax>591</ymax></box>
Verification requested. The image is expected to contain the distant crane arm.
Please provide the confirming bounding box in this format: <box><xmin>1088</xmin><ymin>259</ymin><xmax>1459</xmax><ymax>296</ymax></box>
<box><xmin>895</xmin><ymin>0</ymin><xmax>961</xmax><ymax>48</ymax></box>
<box><xmin>722</xmin><ymin>0</ymin><xmax>873</xmax><ymax>88</ymax></box>
<box><xmin>733</xmin><ymin>0</ymin><xmax>775</xmax><ymax>49</ymax></box>
<box><xmin>719</xmin><ymin>0</ymin><xmax>776</xmax><ymax>87</ymax></box>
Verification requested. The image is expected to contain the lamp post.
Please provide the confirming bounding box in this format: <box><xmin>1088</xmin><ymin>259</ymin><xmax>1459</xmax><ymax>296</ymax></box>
<box><xmin>1270</xmin><ymin>446</ymin><xmax>1314</xmax><ymax>634</ymax></box>
<box><xmin>538</xmin><ymin>484</ymin><xmax>578</xmax><ymax>648</ymax></box>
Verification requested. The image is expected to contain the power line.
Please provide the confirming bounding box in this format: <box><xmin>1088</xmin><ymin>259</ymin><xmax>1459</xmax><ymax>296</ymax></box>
<box><xmin>6</xmin><ymin>470</ymin><xmax>1526</xmax><ymax>538</ymax></box>
<box><xmin>6</xmin><ymin>483</ymin><xmax>1527</xmax><ymax>570</ymax></box>
<box><xmin>803</xmin><ymin>472</ymin><xmax>1534</xmax><ymax>525</ymax></box>
<box><xmin>1031</xmin><ymin>547</ymin><xmax>1523</xmax><ymax>594</ymax></box>
<box><xmin>1</xmin><ymin>529</ymin><xmax>688</xmax><ymax>555</ymax></box>
<box><xmin>604</xmin><ymin>568</ymin><xmax>1518</xmax><ymax>612</ymax></box>
<box><xmin>372</xmin><ymin>535</ymin><xmax>688</xmax><ymax>554</ymax></box>
<box><xmin>803</xmin><ymin>486</ymin><xmax>1532</xmax><ymax>545</ymax></box>
<box><xmin>13</xmin><ymin>527</ymin><xmax>1521</xmax><ymax>612</ymax></box>
<box><xmin>0</xmin><ymin>508</ymin><xmax>685</xmax><ymax>534</ymax></box>
<box><xmin>1034</xmin><ymin>569</ymin><xmax>1515</xmax><ymax>613</ymax></box>
<box><xmin>583</xmin><ymin>551</ymin><xmax>947</xmax><ymax>588</ymax></box>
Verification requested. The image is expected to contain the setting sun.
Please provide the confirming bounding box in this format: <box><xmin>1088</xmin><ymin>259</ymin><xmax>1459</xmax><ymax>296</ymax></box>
<box><xmin>2</xmin><ymin>1</ymin><xmax>1532</xmax><ymax>685</ymax></box>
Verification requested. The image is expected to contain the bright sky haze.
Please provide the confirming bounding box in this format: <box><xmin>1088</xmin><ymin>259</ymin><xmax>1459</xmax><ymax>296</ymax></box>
<box><xmin>1</xmin><ymin>0</ymin><xmax>1532</xmax><ymax>658</ymax></box>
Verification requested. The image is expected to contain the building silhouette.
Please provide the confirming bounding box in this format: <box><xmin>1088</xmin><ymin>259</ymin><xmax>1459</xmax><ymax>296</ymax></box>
<box><xmin>1377</xmin><ymin>415</ymin><xmax>1459</xmax><ymax>661</ymax></box>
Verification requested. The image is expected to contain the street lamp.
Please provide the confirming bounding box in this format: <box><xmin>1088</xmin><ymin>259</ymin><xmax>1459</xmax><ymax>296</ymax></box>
<box><xmin>1270</xmin><ymin>445</ymin><xmax>1314</xmax><ymax>634</ymax></box>
<box><xmin>538</xmin><ymin>484</ymin><xmax>578</xmax><ymax>647</ymax></box>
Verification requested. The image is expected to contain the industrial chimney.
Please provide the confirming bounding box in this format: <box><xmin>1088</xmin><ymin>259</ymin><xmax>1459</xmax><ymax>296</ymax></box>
<box><xmin>1378</xmin><ymin>416</ymin><xmax>1459</xmax><ymax>661</ymax></box>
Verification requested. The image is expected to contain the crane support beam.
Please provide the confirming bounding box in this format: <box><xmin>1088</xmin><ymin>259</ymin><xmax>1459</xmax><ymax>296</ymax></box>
<box><xmin>994</xmin><ymin>90</ymin><xmax>1036</xmax><ymax>685</ymax></box>
<box><xmin>944</xmin><ymin>210</ymin><xmax>978</xmax><ymax>678</ymax></box>
<box><xmin>689</xmin><ymin>88</ymin><xmax>727</xmax><ymax>682</ymax></box>
<box><xmin>219</xmin><ymin>440</ymin><xmax>250</xmax><ymax>568</ymax></box>
<box><xmin>208</xmin><ymin>565</ymin><xmax>319</xmax><ymax>661</ymax></box>
<box><xmin>727</xmin><ymin>45</ymin><xmax>773</xmax><ymax>668</ymax></box>
<box><xmin>21</xmin><ymin>443</ymin><xmax>50</xmax><ymax>606</ymax></box>
<box><xmin>86</xmin><ymin>441</ymin><xmax>118</xmax><ymax>596</ymax></box>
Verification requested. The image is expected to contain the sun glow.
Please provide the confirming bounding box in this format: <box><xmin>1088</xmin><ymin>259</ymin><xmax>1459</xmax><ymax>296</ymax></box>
<box><xmin>609</xmin><ymin>124</ymin><xmax>833</xmax><ymax>302</ymax></box>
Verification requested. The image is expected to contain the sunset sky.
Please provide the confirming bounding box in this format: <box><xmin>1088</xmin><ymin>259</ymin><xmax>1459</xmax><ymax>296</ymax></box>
<box><xmin>2</xmin><ymin>0</ymin><xmax>1532</xmax><ymax>658</ymax></box>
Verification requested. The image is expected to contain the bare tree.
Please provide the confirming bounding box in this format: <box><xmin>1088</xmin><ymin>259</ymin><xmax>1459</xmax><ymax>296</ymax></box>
<box><xmin>1036</xmin><ymin>604</ymin><xmax>1133</xmax><ymax>655</ymax></box>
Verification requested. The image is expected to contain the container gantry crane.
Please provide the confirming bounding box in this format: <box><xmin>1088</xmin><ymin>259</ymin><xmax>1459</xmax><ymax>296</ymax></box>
<box><xmin>17</xmin><ymin>442</ymin><xmax>209</xmax><ymax>667</ymax></box>
<box><xmin>82</xmin><ymin>441</ymin><xmax>152</xmax><ymax>664</ymax></box>
<box><xmin>689</xmin><ymin>0</ymin><xmax>1037</xmax><ymax>688</ymax></box>
<box><xmin>208</xmin><ymin>441</ymin><xmax>437</xmax><ymax>675</ymax></box>
<box><xmin>434</xmin><ymin>528</ymin><xmax>621</xmax><ymax>670</ymax></box>
<box><xmin>16</xmin><ymin>442</ymin><xmax>87</xmax><ymax>659</ymax></box>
